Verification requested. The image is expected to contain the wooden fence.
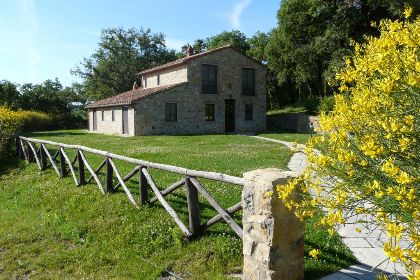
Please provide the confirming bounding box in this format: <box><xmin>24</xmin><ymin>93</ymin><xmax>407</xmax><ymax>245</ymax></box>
<box><xmin>16</xmin><ymin>136</ymin><xmax>245</xmax><ymax>239</ymax></box>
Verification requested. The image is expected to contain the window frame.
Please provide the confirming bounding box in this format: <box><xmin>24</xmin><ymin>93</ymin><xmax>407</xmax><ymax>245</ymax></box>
<box><xmin>245</xmin><ymin>104</ymin><xmax>253</xmax><ymax>121</ymax></box>
<box><xmin>242</xmin><ymin>68</ymin><xmax>256</xmax><ymax>96</ymax></box>
<box><xmin>101</xmin><ymin>110</ymin><xmax>104</xmax><ymax>121</ymax></box>
<box><xmin>111</xmin><ymin>110</ymin><xmax>115</xmax><ymax>122</ymax></box>
<box><xmin>204</xmin><ymin>104</ymin><xmax>215</xmax><ymax>121</ymax></box>
<box><xmin>202</xmin><ymin>64</ymin><xmax>218</xmax><ymax>94</ymax></box>
<box><xmin>165</xmin><ymin>103</ymin><xmax>177</xmax><ymax>122</ymax></box>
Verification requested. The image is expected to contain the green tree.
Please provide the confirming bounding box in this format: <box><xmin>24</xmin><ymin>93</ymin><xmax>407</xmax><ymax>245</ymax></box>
<box><xmin>72</xmin><ymin>27</ymin><xmax>177</xmax><ymax>101</ymax></box>
<box><xmin>18</xmin><ymin>79</ymin><xmax>66</xmax><ymax>114</ymax></box>
<box><xmin>266</xmin><ymin>0</ymin><xmax>419</xmax><ymax>106</ymax></box>
<box><xmin>206</xmin><ymin>30</ymin><xmax>250</xmax><ymax>53</ymax></box>
<box><xmin>0</xmin><ymin>80</ymin><xmax>20</xmax><ymax>109</ymax></box>
<box><xmin>180</xmin><ymin>39</ymin><xmax>207</xmax><ymax>56</ymax></box>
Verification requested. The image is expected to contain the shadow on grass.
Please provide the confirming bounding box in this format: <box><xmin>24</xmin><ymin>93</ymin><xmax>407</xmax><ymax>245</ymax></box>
<box><xmin>0</xmin><ymin>157</ymin><xmax>26</xmax><ymax>177</ymax></box>
<box><xmin>22</xmin><ymin>130</ymin><xmax>88</xmax><ymax>138</ymax></box>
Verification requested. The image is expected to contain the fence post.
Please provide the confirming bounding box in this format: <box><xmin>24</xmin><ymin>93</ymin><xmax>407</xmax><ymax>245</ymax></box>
<box><xmin>26</xmin><ymin>142</ymin><xmax>34</xmax><ymax>163</ymax></box>
<box><xmin>59</xmin><ymin>147</ymin><xmax>67</xmax><ymax>177</ymax></box>
<box><xmin>242</xmin><ymin>168</ymin><xmax>304</xmax><ymax>280</ymax></box>
<box><xmin>139</xmin><ymin>166</ymin><xmax>149</xmax><ymax>205</ymax></box>
<box><xmin>77</xmin><ymin>150</ymin><xmax>85</xmax><ymax>186</ymax></box>
<box><xmin>185</xmin><ymin>177</ymin><xmax>200</xmax><ymax>236</ymax></box>
<box><xmin>105</xmin><ymin>158</ymin><xmax>113</xmax><ymax>193</ymax></box>
<box><xmin>39</xmin><ymin>144</ymin><xmax>47</xmax><ymax>170</ymax></box>
<box><xmin>15</xmin><ymin>137</ymin><xmax>21</xmax><ymax>157</ymax></box>
<box><xmin>16</xmin><ymin>138</ymin><xmax>24</xmax><ymax>160</ymax></box>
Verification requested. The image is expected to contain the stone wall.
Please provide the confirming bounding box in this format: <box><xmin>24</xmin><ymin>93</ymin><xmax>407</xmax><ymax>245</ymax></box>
<box><xmin>88</xmin><ymin>107</ymin><xmax>135</xmax><ymax>136</ymax></box>
<box><xmin>267</xmin><ymin>113</ymin><xmax>320</xmax><ymax>134</ymax></box>
<box><xmin>142</xmin><ymin>65</ymin><xmax>188</xmax><ymax>88</ymax></box>
<box><xmin>134</xmin><ymin>48</ymin><xmax>266</xmax><ymax>135</ymax></box>
<box><xmin>242</xmin><ymin>168</ymin><xmax>304</xmax><ymax>280</ymax></box>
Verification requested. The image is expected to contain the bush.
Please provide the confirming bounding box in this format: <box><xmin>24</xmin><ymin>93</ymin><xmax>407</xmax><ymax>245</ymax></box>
<box><xmin>302</xmin><ymin>95</ymin><xmax>320</xmax><ymax>114</ymax></box>
<box><xmin>318</xmin><ymin>95</ymin><xmax>335</xmax><ymax>113</ymax></box>
<box><xmin>0</xmin><ymin>107</ymin><xmax>53</xmax><ymax>159</ymax></box>
<box><xmin>278</xmin><ymin>11</ymin><xmax>419</xmax><ymax>278</ymax></box>
<box><xmin>0</xmin><ymin>107</ymin><xmax>24</xmax><ymax>159</ymax></box>
<box><xmin>19</xmin><ymin>110</ymin><xmax>53</xmax><ymax>131</ymax></box>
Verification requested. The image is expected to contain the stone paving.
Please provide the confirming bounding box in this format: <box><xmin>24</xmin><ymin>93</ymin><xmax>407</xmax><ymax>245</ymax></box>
<box><xmin>249</xmin><ymin>135</ymin><xmax>408</xmax><ymax>280</ymax></box>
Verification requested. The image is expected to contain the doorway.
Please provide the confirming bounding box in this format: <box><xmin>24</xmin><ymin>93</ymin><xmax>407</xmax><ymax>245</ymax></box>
<box><xmin>122</xmin><ymin>107</ymin><xmax>129</xmax><ymax>135</ymax></box>
<box><xmin>225</xmin><ymin>99</ymin><xmax>235</xmax><ymax>133</ymax></box>
<box><xmin>92</xmin><ymin>110</ymin><xmax>97</xmax><ymax>131</ymax></box>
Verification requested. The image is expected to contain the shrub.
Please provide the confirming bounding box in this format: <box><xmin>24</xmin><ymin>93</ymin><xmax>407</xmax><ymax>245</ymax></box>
<box><xmin>318</xmin><ymin>95</ymin><xmax>335</xmax><ymax>113</ymax></box>
<box><xmin>302</xmin><ymin>95</ymin><xmax>320</xmax><ymax>114</ymax></box>
<box><xmin>0</xmin><ymin>107</ymin><xmax>24</xmax><ymax>159</ymax></box>
<box><xmin>0</xmin><ymin>107</ymin><xmax>53</xmax><ymax>159</ymax></box>
<box><xmin>278</xmin><ymin>10</ymin><xmax>419</xmax><ymax>278</ymax></box>
<box><xmin>19</xmin><ymin>110</ymin><xmax>53</xmax><ymax>131</ymax></box>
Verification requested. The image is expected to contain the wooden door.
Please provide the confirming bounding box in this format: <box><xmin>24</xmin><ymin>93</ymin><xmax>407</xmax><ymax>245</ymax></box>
<box><xmin>122</xmin><ymin>107</ymin><xmax>129</xmax><ymax>135</ymax></box>
<box><xmin>225</xmin><ymin>99</ymin><xmax>235</xmax><ymax>133</ymax></box>
<box><xmin>92</xmin><ymin>110</ymin><xmax>97</xmax><ymax>131</ymax></box>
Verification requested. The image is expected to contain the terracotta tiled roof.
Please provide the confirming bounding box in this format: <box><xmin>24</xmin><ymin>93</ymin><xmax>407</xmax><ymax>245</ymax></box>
<box><xmin>85</xmin><ymin>82</ymin><xmax>187</xmax><ymax>108</ymax></box>
<box><xmin>138</xmin><ymin>45</ymin><xmax>264</xmax><ymax>75</ymax></box>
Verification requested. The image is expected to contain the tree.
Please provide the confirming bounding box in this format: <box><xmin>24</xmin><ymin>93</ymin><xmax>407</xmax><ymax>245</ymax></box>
<box><xmin>266</xmin><ymin>0</ymin><xmax>419</xmax><ymax>105</ymax></box>
<box><xmin>18</xmin><ymin>79</ymin><xmax>65</xmax><ymax>114</ymax></box>
<box><xmin>0</xmin><ymin>80</ymin><xmax>20</xmax><ymax>109</ymax></box>
<box><xmin>206</xmin><ymin>30</ymin><xmax>250</xmax><ymax>53</ymax></box>
<box><xmin>180</xmin><ymin>39</ymin><xmax>207</xmax><ymax>56</ymax></box>
<box><xmin>72</xmin><ymin>27</ymin><xmax>177</xmax><ymax>101</ymax></box>
<box><xmin>245</xmin><ymin>31</ymin><xmax>285</xmax><ymax>109</ymax></box>
<box><xmin>278</xmin><ymin>14</ymin><xmax>420</xmax><ymax>277</ymax></box>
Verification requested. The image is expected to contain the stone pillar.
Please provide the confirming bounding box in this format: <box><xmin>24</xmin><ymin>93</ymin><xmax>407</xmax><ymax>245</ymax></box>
<box><xmin>242</xmin><ymin>168</ymin><xmax>304</xmax><ymax>280</ymax></box>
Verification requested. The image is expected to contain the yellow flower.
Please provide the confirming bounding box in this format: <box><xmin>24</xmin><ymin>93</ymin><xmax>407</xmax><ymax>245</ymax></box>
<box><xmin>398</xmin><ymin>137</ymin><xmax>410</xmax><ymax>151</ymax></box>
<box><xmin>396</xmin><ymin>172</ymin><xmax>412</xmax><ymax>185</ymax></box>
<box><xmin>309</xmin><ymin>249</ymin><xmax>321</xmax><ymax>259</ymax></box>
<box><xmin>404</xmin><ymin>6</ymin><xmax>413</xmax><ymax>18</ymax></box>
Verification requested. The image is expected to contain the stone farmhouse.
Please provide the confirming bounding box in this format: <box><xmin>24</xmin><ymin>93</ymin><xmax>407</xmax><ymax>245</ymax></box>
<box><xmin>86</xmin><ymin>45</ymin><xmax>266</xmax><ymax>136</ymax></box>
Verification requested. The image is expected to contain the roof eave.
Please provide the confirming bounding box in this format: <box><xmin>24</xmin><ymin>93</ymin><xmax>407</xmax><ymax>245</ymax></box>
<box><xmin>85</xmin><ymin>101</ymin><xmax>132</xmax><ymax>109</ymax></box>
<box><xmin>138</xmin><ymin>61</ymin><xmax>186</xmax><ymax>76</ymax></box>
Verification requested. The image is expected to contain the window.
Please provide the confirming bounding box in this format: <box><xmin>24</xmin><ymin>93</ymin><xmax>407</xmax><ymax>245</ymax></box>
<box><xmin>144</xmin><ymin>78</ymin><xmax>147</xmax><ymax>88</ymax></box>
<box><xmin>101</xmin><ymin>111</ymin><xmax>104</xmax><ymax>121</ymax></box>
<box><xmin>202</xmin><ymin>64</ymin><xmax>217</xmax><ymax>94</ymax></box>
<box><xmin>165</xmin><ymin>103</ymin><xmax>177</xmax><ymax>122</ymax></box>
<box><xmin>242</xmin><ymin>68</ymin><xmax>255</xmax><ymax>96</ymax></box>
<box><xmin>112</xmin><ymin>110</ymin><xmax>115</xmax><ymax>121</ymax></box>
<box><xmin>157</xmin><ymin>74</ymin><xmax>160</xmax><ymax>85</ymax></box>
<box><xmin>205</xmin><ymin>104</ymin><xmax>215</xmax><ymax>121</ymax></box>
<box><xmin>245</xmin><ymin>104</ymin><xmax>253</xmax><ymax>121</ymax></box>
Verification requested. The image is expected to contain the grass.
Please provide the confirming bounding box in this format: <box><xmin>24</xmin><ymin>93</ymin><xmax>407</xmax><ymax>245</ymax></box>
<box><xmin>0</xmin><ymin>130</ymin><xmax>355</xmax><ymax>279</ymax></box>
<box><xmin>258</xmin><ymin>130</ymin><xmax>313</xmax><ymax>145</ymax></box>
<box><xmin>267</xmin><ymin>106</ymin><xmax>307</xmax><ymax>115</ymax></box>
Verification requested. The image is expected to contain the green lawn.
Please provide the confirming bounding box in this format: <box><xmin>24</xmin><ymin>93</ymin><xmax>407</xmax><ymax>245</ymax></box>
<box><xmin>0</xmin><ymin>130</ymin><xmax>354</xmax><ymax>279</ymax></box>
<box><xmin>258</xmin><ymin>131</ymin><xmax>313</xmax><ymax>145</ymax></box>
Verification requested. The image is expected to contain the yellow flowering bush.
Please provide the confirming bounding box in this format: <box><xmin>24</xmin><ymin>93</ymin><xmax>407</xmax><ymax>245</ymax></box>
<box><xmin>19</xmin><ymin>110</ymin><xmax>53</xmax><ymax>132</ymax></box>
<box><xmin>0</xmin><ymin>107</ymin><xmax>52</xmax><ymax>159</ymax></box>
<box><xmin>0</xmin><ymin>107</ymin><xmax>25</xmax><ymax>159</ymax></box>
<box><xmin>278</xmin><ymin>11</ymin><xmax>419</xmax><ymax>278</ymax></box>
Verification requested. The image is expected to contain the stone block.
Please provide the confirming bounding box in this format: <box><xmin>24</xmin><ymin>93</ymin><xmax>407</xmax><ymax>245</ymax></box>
<box><xmin>242</xmin><ymin>168</ymin><xmax>304</xmax><ymax>280</ymax></box>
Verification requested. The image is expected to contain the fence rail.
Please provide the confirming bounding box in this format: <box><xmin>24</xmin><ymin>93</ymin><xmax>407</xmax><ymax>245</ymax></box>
<box><xmin>16</xmin><ymin>136</ymin><xmax>245</xmax><ymax>239</ymax></box>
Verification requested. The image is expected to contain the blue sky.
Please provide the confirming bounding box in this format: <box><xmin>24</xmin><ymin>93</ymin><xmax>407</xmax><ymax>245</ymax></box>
<box><xmin>0</xmin><ymin>0</ymin><xmax>280</xmax><ymax>87</ymax></box>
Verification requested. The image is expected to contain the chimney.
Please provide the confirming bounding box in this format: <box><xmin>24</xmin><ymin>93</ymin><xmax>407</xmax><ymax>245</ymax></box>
<box><xmin>133</xmin><ymin>81</ymin><xmax>140</xmax><ymax>90</ymax></box>
<box><xmin>186</xmin><ymin>45</ymin><xmax>194</xmax><ymax>56</ymax></box>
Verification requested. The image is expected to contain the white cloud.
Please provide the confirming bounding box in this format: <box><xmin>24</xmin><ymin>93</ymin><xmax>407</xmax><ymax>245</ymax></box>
<box><xmin>19</xmin><ymin>0</ymin><xmax>41</xmax><ymax>82</ymax></box>
<box><xmin>166</xmin><ymin>38</ymin><xmax>187</xmax><ymax>51</ymax></box>
<box><xmin>229</xmin><ymin>0</ymin><xmax>252</xmax><ymax>29</ymax></box>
